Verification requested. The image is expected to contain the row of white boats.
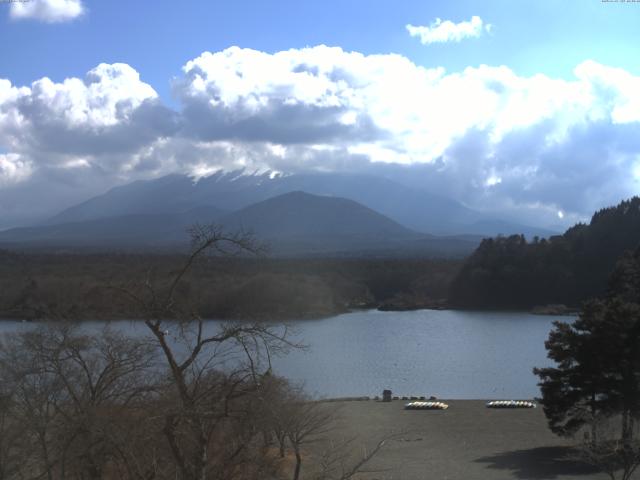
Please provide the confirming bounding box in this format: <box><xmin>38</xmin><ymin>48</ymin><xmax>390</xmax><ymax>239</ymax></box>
<box><xmin>405</xmin><ymin>401</ymin><xmax>449</xmax><ymax>410</ymax></box>
<box><xmin>486</xmin><ymin>400</ymin><xmax>536</xmax><ymax>409</ymax></box>
<box><xmin>404</xmin><ymin>400</ymin><xmax>537</xmax><ymax>410</ymax></box>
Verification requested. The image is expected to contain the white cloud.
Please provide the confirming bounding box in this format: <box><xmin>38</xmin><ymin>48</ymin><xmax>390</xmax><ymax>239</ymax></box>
<box><xmin>1</xmin><ymin>47</ymin><xmax>640</xmax><ymax>227</ymax></box>
<box><xmin>28</xmin><ymin>63</ymin><xmax>158</xmax><ymax>128</ymax></box>
<box><xmin>173</xmin><ymin>47</ymin><xmax>640</xmax><ymax>165</ymax></box>
<box><xmin>406</xmin><ymin>16</ymin><xmax>491</xmax><ymax>45</ymax></box>
<box><xmin>574</xmin><ymin>60</ymin><xmax>640</xmax><ymax>124</ymax></box>
<box><xmin>170</xmin><ymin>46</ymin><xmax>640</xmax><ymax>222</ymax></box>
<box><xmin>10</xmin><ymin>0</ymin><xmax>84</xmax><ymax>23</ymax></box>
<box><xmin>0</xmin><ymin>153</ymin><xmax>32</xmax><ymax>186</ymax></box>
<box><xmin>0</xmin><ymin>62</ymin><xmax>175</xmax><ymax>181</ymax></box>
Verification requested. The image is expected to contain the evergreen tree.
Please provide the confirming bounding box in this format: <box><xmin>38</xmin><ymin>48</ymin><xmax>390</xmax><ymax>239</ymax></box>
<box><xmin>534</xmin><ymin>248</ymin><xmax>640</xmax><ymax>479</ymax></box>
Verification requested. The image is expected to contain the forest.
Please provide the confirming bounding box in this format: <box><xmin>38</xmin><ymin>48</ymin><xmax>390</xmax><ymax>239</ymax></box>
<box><xmin>450</xmin><ymin>197</ymin><xmax>640</xmax><ymax>310</ymax></box>
<box><xmin>0</xmin><ymin>249</ymin><xmax>460</xmax><ymax>321</ymax></box>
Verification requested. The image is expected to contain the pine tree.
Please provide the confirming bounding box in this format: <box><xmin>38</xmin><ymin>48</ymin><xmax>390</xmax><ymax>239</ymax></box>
<box><xmin>534</xmin><ymin>248</ymin><xmax>640</xmax><ymax>479</ymax></box>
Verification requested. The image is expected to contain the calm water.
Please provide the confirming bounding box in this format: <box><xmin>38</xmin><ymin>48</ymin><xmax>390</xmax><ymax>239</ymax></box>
<box><xmin>0</xmin><ymin>309</ymin><xmax>570</xmax><ymax>399</ymax></box>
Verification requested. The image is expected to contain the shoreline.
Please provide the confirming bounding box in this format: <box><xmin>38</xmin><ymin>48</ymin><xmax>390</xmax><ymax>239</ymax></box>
<box><xmin>0</xmin><ymin>305</ymin><xmax>578</xmax><ymax>323</ymax></box>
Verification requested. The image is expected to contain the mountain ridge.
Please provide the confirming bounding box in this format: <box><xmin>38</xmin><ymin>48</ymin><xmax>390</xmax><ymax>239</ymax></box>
<box><xmin>0</xmin><ymin>191</ymin><xmax>482</xmax><ymax>257</ymax></box>
<box><xmin>45</xmin><ymin>171</ymin><xmax>556</xmax><ymax>238</ymax></box>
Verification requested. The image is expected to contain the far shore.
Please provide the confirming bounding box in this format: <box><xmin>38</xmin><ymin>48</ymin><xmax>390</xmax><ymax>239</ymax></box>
<box><xmin>0</xmin><ymin>304</ymin><xmax>580</xmax><ymax>323</ymax></box>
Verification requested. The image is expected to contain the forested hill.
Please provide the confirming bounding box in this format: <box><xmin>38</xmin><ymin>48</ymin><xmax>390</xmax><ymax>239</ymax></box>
<box><xmin>450</xmin><ymin>197</ymin><xmax>640</xmax><ymax>309</ymax></box>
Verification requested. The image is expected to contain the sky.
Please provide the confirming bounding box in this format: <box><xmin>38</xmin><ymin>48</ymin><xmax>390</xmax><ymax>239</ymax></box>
<box><xmin>1</xmin><ymin>0</ymin><xmax>640</xmax><ymax>229</ymax></box>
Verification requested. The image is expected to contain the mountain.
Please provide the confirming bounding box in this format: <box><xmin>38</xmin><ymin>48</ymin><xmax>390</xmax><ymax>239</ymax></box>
<box><xmin>223</xmin><ymin>191</ymin><xmax>415</xmax><ymax>239</ymax></box>
<box><xmin>219</xmin><ymin>191</ymin><xmax>421</xmax><ymax>255</ymax></box>
<box><xmin>0</xmin><ymin>192</ymin><xmax>480</xmax><ymax>256</ymax></box>
<box><xmin>450</xmin><ymin>196</ymin><xmax>640</xmax><ymax>309</ymax></box>
<box><xmin>0</xmin><ymin>205</ymin><xmax>225</xmax><ymax>248</ymax></box>
<box><xmin>47</xmin><ymin>174</ymin><xmax>202</xmax><ymax>224</ymax></box>
<box><xmin>46</xmin><ymin>171</ymin><xmax>552</xmax><ymax>237</ymax></box>
<box><xmin>219</xmin><ymin>191</ymin><xmax>478</xmax><ymax>256</ymax></box>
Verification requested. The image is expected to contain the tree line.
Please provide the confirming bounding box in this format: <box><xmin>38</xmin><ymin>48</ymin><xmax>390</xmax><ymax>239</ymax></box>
<box><xmin>0</xmin><ymin>249</ymin><xmax>460</xmax><ymax>322</ymax></box>
<box><xmin>451</xmin><ymin>197</ymin><xmax>640</xmax><ymax>309</ymax></box>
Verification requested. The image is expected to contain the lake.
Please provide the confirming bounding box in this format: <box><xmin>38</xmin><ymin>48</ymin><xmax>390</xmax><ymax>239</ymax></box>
<box><xmin>0</xmin><ymin>309</ymin><xmax>570</xmax><ymax>399</ymax></box>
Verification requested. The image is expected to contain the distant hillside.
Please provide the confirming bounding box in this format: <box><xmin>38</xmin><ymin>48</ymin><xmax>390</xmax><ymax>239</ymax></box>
<box><xmin>0</xmin><ymin>206</ymin><xmax>225</xmax><ymax>248</ymax></box>
<box><xmin>46</xmin><ymin>171</ymin><xmax>554</xmax><ymax>237</ymax></box>
<box><xmin>0</xmin><ymin>191</ymin><xmax>480</xmax><ymax>257</ymax></box>
<box><xmin>450</xmin><ymin>197</ymin><xmax>640</xmax><ymax>309</ymax></box>
<box><xmin>220</xmin><ymin>191</ymin><xmax>481</xmax><ymax>256</ymax></box>
<box><xmin>223</xmin><ymin>190</ymin><xmax>415</xmax><ymax>237</ymax></box>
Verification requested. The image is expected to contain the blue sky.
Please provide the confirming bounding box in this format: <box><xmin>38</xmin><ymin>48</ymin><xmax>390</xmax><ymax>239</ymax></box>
<box><xmin>3</xmin><ymin>0</ymin><xmax>639</xmax><ymax>102</ymax></box>
<box><xmin>1</xmin><ymin>0</ymin><xmax>640</xmax><ymax>229</ymax></box>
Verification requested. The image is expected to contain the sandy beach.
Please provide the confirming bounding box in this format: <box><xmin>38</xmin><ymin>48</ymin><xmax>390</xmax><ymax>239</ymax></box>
<box><xmin>318</xmin><ymin>400</ymin><xmax>607</xmax><ymax>480</ymax></box>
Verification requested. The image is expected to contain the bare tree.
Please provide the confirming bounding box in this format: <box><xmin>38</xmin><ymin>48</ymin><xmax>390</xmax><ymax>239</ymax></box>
<box><xmin>0</xmin><ymin>324</ymin><xmax>158</xmax><ymax>480</ymax></box>
<box><xmin>114</xmin><ymin>224</ymin><xmax>298</xmax><ymax>480</ymax></box>
<box><xmin>284</xmin><ymin>396</ymin><xmax>336</xmax><ymax>480</ymax></box>
<box><xmin>312</xmin><ymin>434</ymin><xmax>397</xmax><ymax>480</ymax></box>
<box><xmin>574</xmin><ymin>416</ymin><xmax>640</xmax><ymax>480</ymax></box>
<box><xmin>258</xmin><ymin>375</ymin><xmax>292</xmax><ymax>458</ymax></box>
<box><xmin>0</xmin><ymin>386</ymin><xmax>22</xmax><ymax>480</ymax></box>
<box><xmin>0</xmin><ymin>336</ymin><xmax>63</xmax><ymax>480</ymax></box>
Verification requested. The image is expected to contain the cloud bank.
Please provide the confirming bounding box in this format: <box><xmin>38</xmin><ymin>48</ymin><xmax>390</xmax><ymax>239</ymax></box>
<box><xmin>406</xmin><ymin>16</ymin><xmax>491</xmax><ymax>44</ymax></box>
<box><xmin>0</xmin><ymin>46</ymin><xmax>639</xmax><ymax>228</ymax></box>
<box><xmin>9</xmin><ymin>0</ymin><xmax>84</xmax><ymax>23</ymax></box>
